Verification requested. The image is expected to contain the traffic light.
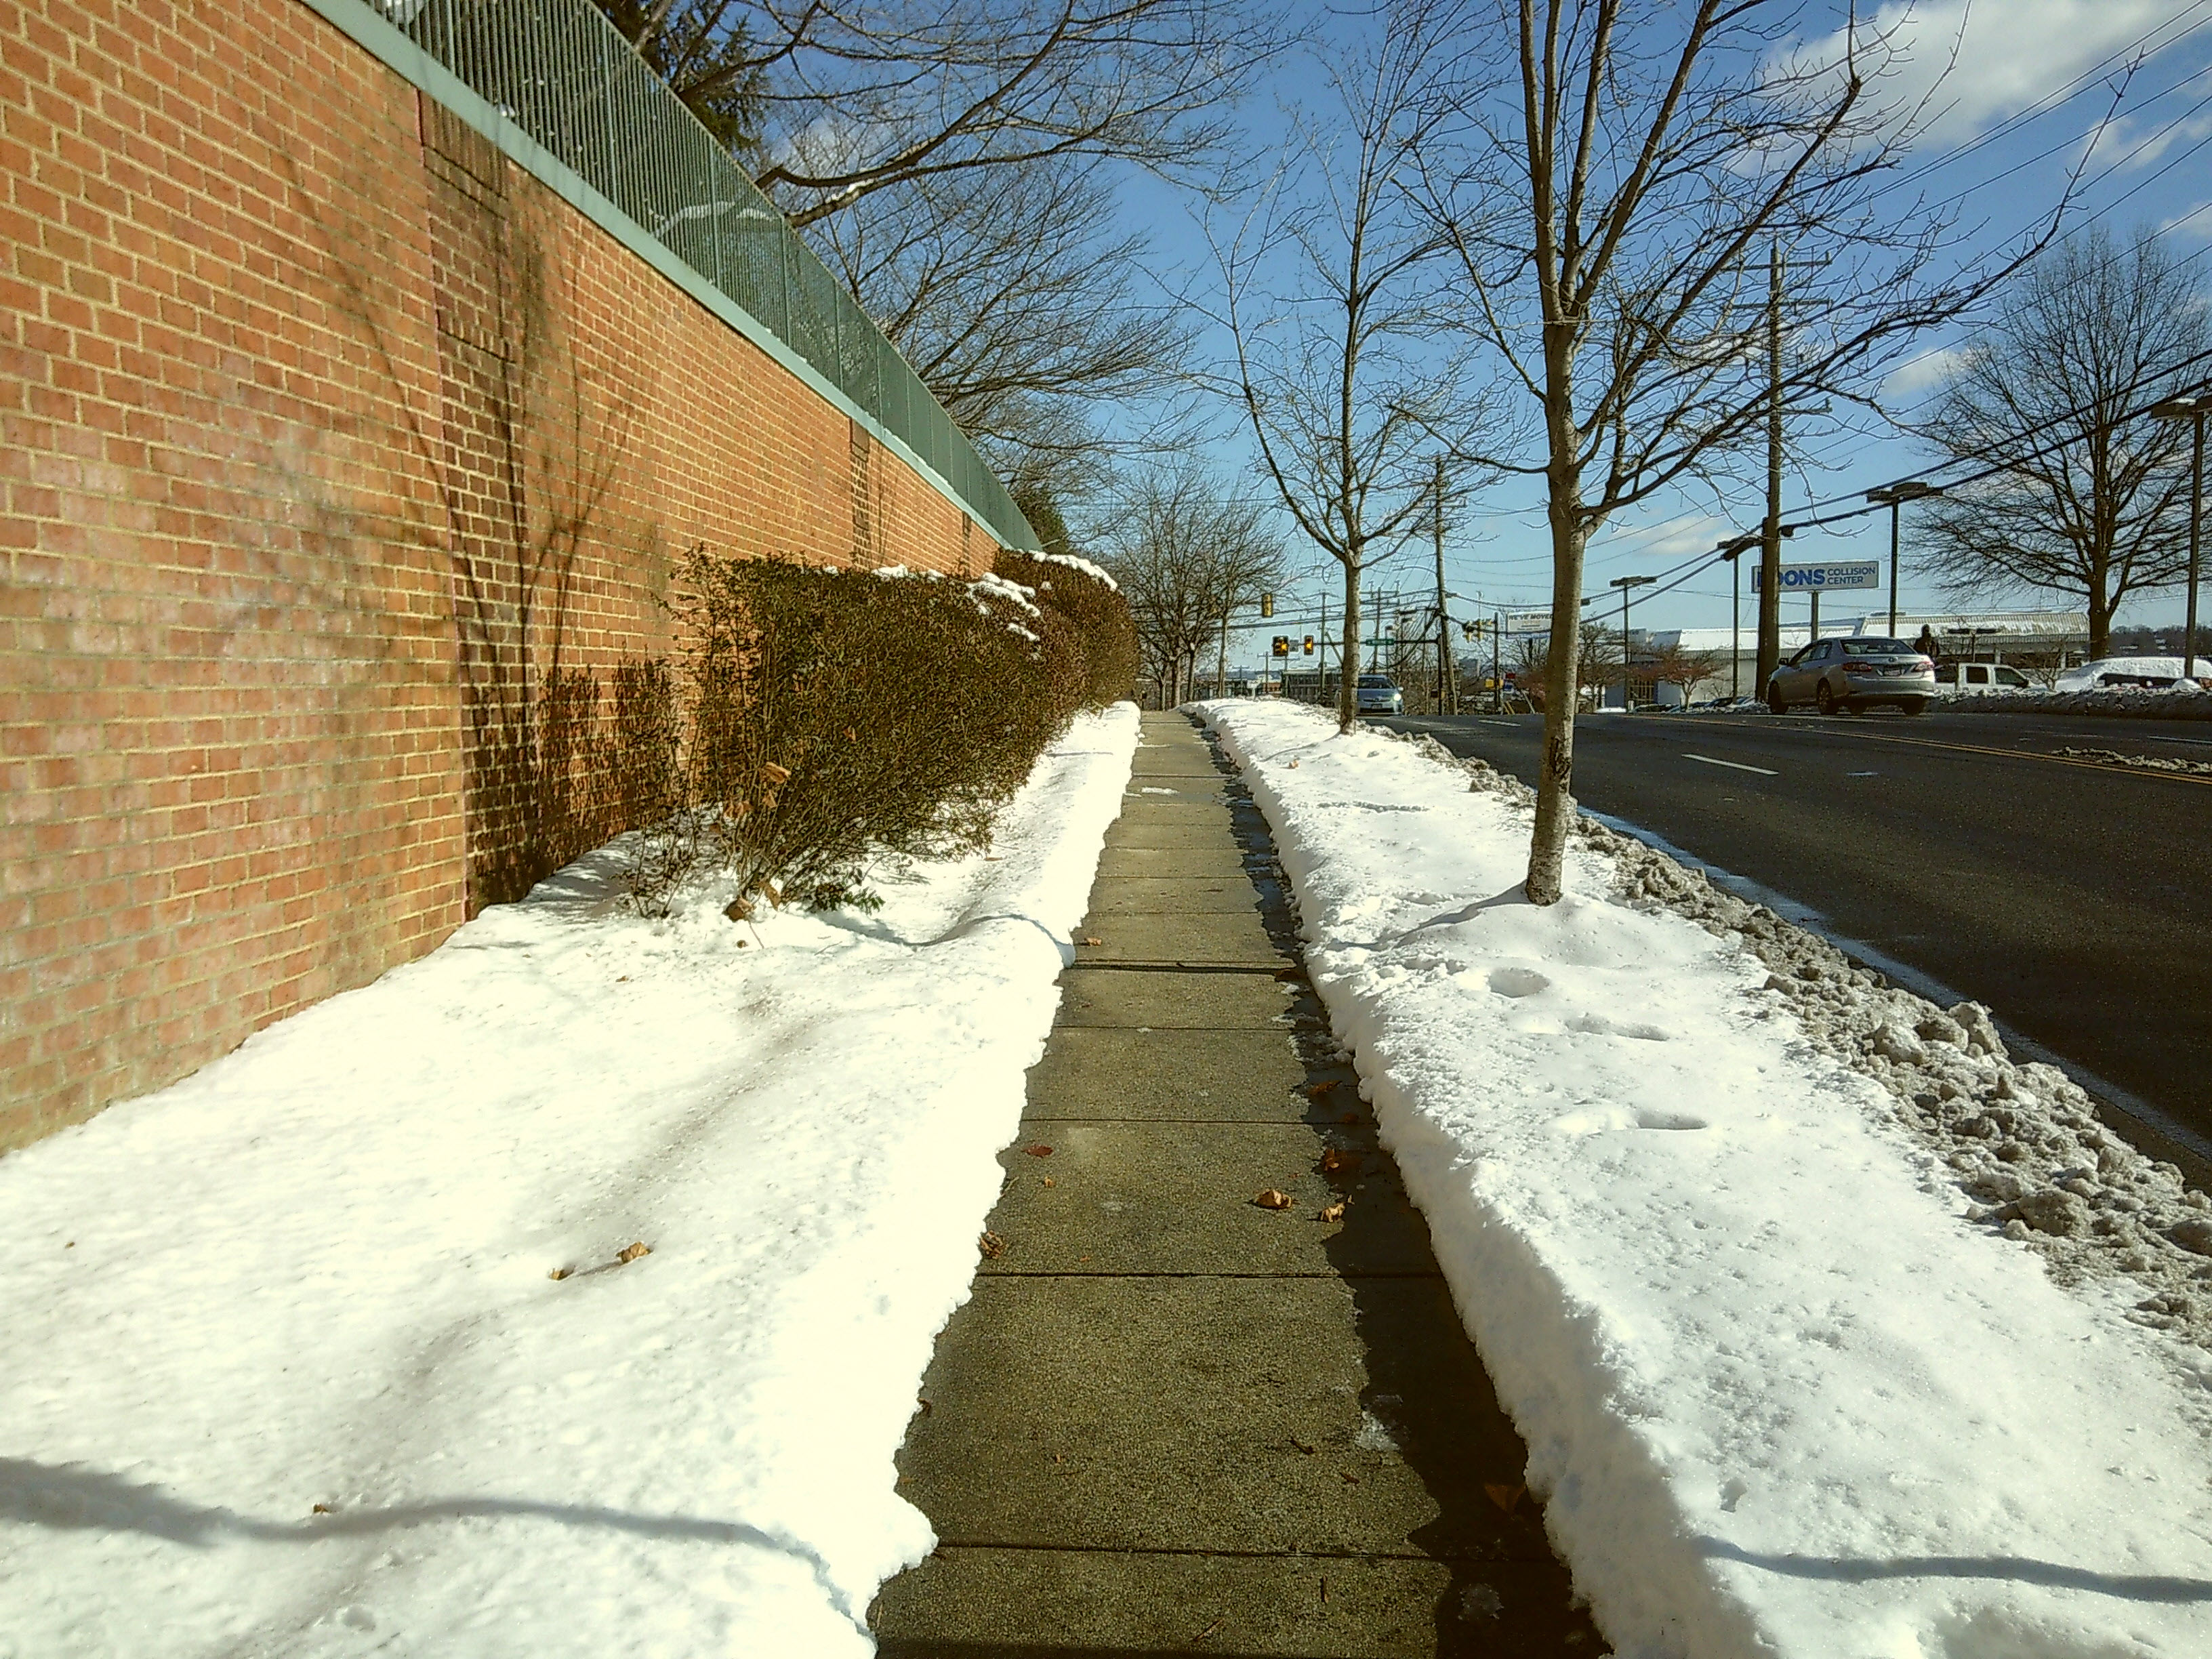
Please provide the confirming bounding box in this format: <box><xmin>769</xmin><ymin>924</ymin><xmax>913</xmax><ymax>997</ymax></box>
<box><xmin>1271</xmin><ymin>635</ymin><xmax>1290</xmax><ymax>657</ymax></box>
<box><xmin>1301</xmin><ymin>635</ymin><xmax>1315</xmax><ymax>655</ymax></box>
<box><xmin>1260</xmin><ymin>592</ymin><xmax>1274</xmax><ymax>617</ymax></box>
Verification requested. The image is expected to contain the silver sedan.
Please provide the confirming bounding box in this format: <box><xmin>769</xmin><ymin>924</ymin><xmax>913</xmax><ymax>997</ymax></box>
<box><xmin>1766</xmin><ymin>636</ymin><xmax>1936</xmax><ymax>716</ymax></box>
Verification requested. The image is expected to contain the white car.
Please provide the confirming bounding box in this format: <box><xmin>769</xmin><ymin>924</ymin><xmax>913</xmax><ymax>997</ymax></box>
<box><xmin>2053</xmin><ymin>656</ymin><xmax>2212</xmax><ymax>692</ymax></box>
<box><xmin>1933</xmin><ymin>662</ymin><xmax>2034</xmax><ymax>695</ymax></box>
<box><xmin>1355</xmin><ymin>674</ymin><xmax>1405</xmax><ymax>715</ymax></box>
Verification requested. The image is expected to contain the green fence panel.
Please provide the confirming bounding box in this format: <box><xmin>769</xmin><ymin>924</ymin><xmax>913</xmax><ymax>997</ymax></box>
<box><xmin>377</xmin><ymin>0</ymin><xmax>1036</xmax><ymax>550</ymax></box>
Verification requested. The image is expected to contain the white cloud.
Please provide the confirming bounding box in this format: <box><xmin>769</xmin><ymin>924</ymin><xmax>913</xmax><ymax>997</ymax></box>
<box><xmin>2158</xmin><ymin>198</ymin><xmax>2212</xmax><ymax>237</ymax></box>
<box><xmin>1803</xmin><ymin>1</ymin><xmax>2180</xmax><ymax>144</ymax></box>
<box><xmin>2085</xmin><ymin>103</ymin><xmax>2212</xmax><ymax>172</ymax></box>
<box><xmin>1881</xmin><ymin>341</ymin><xmax>1971</xmax><ymax>400</ymax></box>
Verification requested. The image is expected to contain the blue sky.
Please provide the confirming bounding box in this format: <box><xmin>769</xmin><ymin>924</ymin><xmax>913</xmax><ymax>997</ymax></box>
<box><xmin>1105</xmin><ymin>1</ymin><xmax>2212</xmax><ymax>657</ymax></box>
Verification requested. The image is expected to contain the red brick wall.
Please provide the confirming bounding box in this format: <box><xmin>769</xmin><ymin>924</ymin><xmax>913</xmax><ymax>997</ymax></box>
<box><xmin>1</xmin><ymin>0</ymin><xmax>1000</xmax><ymax>1151</ymax></box>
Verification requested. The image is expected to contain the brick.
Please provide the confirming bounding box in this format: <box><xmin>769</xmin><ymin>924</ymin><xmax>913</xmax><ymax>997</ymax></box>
<box><xmin>3</xmin><ymin>0</ymin><xmax>1003</xmax><ymax>1154</ymax></box>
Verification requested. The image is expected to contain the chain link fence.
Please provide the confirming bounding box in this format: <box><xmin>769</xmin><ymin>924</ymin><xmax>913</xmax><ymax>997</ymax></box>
<box><xmin>373</xmin><ymin>0</ymin><xmax>1036</xmax><ymax>552</ymax></box>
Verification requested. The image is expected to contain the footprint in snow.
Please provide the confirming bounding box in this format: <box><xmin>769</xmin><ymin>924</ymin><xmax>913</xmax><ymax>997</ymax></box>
<box><xmin>1551</xmin><ymin>1106</ymin><xmax>1710</xmax><ymax>1134</ymax></box>
<box><xmin>1488</xmin><ymin>966</ymin><xmax>1551</xmax><ymax>998</ymax></box>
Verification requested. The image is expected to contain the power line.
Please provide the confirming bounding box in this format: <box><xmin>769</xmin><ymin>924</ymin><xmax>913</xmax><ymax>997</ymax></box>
<box><xmin>1864</xmin><ymin>3</ymin><xmax>2212</xmax><ymax>206</ymax></box>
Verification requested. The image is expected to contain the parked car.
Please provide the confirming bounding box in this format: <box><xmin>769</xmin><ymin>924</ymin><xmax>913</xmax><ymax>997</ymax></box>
<box><xmin>2053</xmin><ymin>656</ymin><xmax>2212</xmax><ymax>692</ymax></box>
<box><xmin>1933</xmin><ymin>661</ymin><xmax>2034</xmax><ymax>696</ymax></box>
<box><xmin>1356</xmin><ymin>674</ymin><xmax>1405</xmax><ymax>715</ymax></box>
<box><xmin>1765</xmin><ymin>636</ymin><xmax>1936</xmax><ymax>715</ymax></box>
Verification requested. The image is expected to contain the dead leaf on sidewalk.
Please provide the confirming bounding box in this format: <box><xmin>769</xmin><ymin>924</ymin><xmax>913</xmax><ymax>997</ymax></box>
<box><xmin>979</xmin><ymin>1231</ymin><xmax>1007</xmax><ymax>1259</ymax></box>
<box><xmin>1082</xmin><ymin>936</ymin><xmax>1102</xmax><ymax>946</ymax></box>
<box><xmin>1484</xmin><ymin>1483</ymin><xmax>1525</xmax><ymax>1513</ymax></box>
<box><xmin>1319</xmin><ymin>1200</ymin><xmax>1347</xmax><ymax>1223</ymax></box>
<box><xmin>1319</xmin><ymin>1147</ymin><xmax>1354</xmax><ymax>1175</ymax></box>
<box><xmin>1040</xmin><ymin>1176</ymin><xmax>1057</xmax><ymax>1187</ymax></box>
<box><xmin>548</xmin><ymin>1266</ymin><xmax>573</xmax><ymax>1281</ymax></box>
<box><xmin>1253</xmin><ymin>1189</ymin><xmax>1294</xmax><ymax>1210</ymax></box>
<box><xmin>615</xmin><ymin>1242</ymin><xmax>651</xmax><ymax>1265</ymax></box>
<box><xmin>1025</xmin><ymin>1144</ymin><xmax>1054</xmax><ymax>1158</ymax></box>
<box><xmin>1340</xmin><ymin>1111</ymin><xmax>1360</xmax><ymax>1125</ymax></box>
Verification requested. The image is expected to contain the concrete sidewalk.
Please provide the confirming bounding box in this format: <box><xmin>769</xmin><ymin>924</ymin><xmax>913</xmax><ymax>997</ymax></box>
<box><xmin>869</xmin><ymin>712</ymin><xmax>1603</xmax><ymax>1657</ymax></box>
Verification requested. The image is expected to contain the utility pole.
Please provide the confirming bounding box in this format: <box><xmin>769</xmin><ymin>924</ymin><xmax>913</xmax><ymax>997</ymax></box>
<box><xmin>1431</xmin><ymin>456</ymin><xmax>1454</xmax><ymax>715</ymax></box>
<box><xmin>1757</xmin><ymin>241</ymin><xmax>1785</xmax><ymax>691</ymax></box>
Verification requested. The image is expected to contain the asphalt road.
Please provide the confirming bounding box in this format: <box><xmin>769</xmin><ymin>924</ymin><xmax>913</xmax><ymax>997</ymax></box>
<box><xmin>1382</xmin><ymin>705</ymin><xmax>2212</xmax><ymax>1163</ymax></box>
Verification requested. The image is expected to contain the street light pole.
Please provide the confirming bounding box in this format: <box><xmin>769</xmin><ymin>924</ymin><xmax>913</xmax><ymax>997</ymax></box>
<box><xmin>1715</xmin><ymin>534</ymin><xmax>1757</xmax><ymax>701</ymax></box>
<box><xmin>2152</xmin><ymin>395</ymin><xmax>2208</xmax><ymax>678</ymax></box>
<box><xmin>1866</xmin><ymin>481</ymin><xmax>1942</xmax><ymax>638</ymax></box>
<box><xmin>1493</xmin><ymin>610</ymin><xmax>1504</xmax><ymax>712</ymax></box>
<box><xmin>1610</xmin><ymin>575</ymin><xmax>1655</xmax><ymax>710</ymax></box>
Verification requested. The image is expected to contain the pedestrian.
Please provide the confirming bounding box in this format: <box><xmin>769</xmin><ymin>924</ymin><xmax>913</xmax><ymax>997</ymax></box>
<box><xmin>1914</xmin><ymin>623</ymin><xmax>1940</xmax><ymax>661</ymax></box>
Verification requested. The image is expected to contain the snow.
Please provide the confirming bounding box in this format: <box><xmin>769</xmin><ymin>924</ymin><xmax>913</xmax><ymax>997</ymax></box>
<box><xmin>1023</xmin><ymin>547</ymin><xmax>1118</xmax><ymax>591</ymax></box>
<box><xmin>2053</xmin><ymin>657</ymin><xmax>2208</xmax><ymax>691</ymax></box>
<box><xmin>0</xmin><ymin>705</ymin><xmax>1139</xmax><ymax>1658</ymax></box>
<box><xmin>1195</xmin><ymin>697</ymin><xmax>2212</xmax><ymax>1659</ymax></box>
<box><xmin>1949</xmin><ymin>683</ymin><xmax>2212</xmax><ymax>720</ymax></box>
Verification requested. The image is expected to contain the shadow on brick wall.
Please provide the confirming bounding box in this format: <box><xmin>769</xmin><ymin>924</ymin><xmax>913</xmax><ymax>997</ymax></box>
<box><xmin>295</xmin><ymin>102</ymin><xmax>672</xmax><ymax>914</ymax></box>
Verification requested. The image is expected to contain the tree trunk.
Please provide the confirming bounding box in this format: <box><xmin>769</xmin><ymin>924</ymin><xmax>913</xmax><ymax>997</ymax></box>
<box><xmin>1336</xmin><ymin>559</ymin><xmax>1361</xmax><ymax>733</ymax></box>
<box><xmin>1216</xmin><ymin>617</ymin><xmax>1229</xmax><ymax>701</ymax></box>
<box><xmin>1526</xmin><ymin>501</ymin><xmax>1589</xmax><ymax>905</ymax></box>
<box><xmin>2087</xmin><ymin>591</ymin><xmax>2112</xmax><ymax>661</ymax></box>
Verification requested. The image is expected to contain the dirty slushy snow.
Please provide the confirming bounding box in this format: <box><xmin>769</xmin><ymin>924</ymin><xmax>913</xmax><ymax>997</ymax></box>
<box><xmin>1198</xmin><ymin>697</ymin><xmax>2212</xmax><ymax>1659</ymax></box>
<box><xmin>0</xmin><ymin>705</ymin><xmax>1136</xmax><ymax>1658</ymax></box>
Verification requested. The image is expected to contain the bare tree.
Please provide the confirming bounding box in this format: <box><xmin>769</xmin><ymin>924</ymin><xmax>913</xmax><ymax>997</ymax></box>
<box><xmin>810</xmin><ymin>155</ymin><xmax>1193</xmax><ymax>499</ymax></box>
<box><xmin>1098</xmin><ymin>466</ymin><xmax>1286</xmax><ymax>705</ymax></box>
<box><xmin>1914</xmin><ymin>228</ymin><xmax>2205</xmax><ymax>658</ymax></box>
<box><xmin>1420</xmin><ymin>1</ymin><xmax>2070</xmax><ymax>902</ymax></box>
<box><xmin>1511</xmin><ymin>625</ymin><xmax>1615</xmax><ymax>709</ymax></box>
<box><xmin>594</xmin><ymin>1</ymin><xmax>770</xmax><ymax>151</ymax></box>
<box><xmin>1212</xmin><ymin>0</ymin><xmax>1491</xmax><ymax>733</ymax></box>
<box><xmin>2005</xmin><ymin>644</ymin><xmax>2071</xmax><ymax>689</ymax></box>
<box><xmin>1644</xmin><ymin>638</ymin><xmax>1726</xmax><ymax>703</ymax></box>
<box><xmin>596</xmin><ymin>0</ymin><xmax>1287</xmax><ymax>226</ymax></box>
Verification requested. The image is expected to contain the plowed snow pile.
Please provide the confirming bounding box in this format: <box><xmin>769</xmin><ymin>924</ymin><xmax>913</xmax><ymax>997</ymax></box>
<box><xmin>1199</xmin><ymin>697</ymin><xmax>2212</xmax><ymax>1659</ymax></box>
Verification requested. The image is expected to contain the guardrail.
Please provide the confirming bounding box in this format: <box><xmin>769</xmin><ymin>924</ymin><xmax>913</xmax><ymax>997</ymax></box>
<box><xmin>340</xmin><ymin>0</ymin><xmax>1036</xmax><ymax>551</ymax></box>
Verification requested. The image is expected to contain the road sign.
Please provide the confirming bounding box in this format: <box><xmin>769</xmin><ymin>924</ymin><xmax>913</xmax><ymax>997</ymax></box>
<box><xmin>1504</xmin><ymin>612</ymin><xmax>1550</xmax><ymax>634</ymax></box>
<box><xmin>1755</xmin><ymin>560</ymin><xmax>1880</xmax><ymax>593</ymax></box>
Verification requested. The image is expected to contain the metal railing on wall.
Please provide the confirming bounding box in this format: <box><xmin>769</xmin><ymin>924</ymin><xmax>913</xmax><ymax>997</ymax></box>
<box><xmin>361</xmin><ymin>0</ymin><xmax>1037</xmax><ymax>552</ymax></box>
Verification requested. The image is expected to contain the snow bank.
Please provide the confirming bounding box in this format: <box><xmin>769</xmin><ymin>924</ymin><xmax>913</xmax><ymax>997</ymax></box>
<box><xmin>1949</xmin><ymin>683</ymin><xmax>2212</xmax><ymax>720</ymax></box>
<box><xmin>0</xmin><ymin>705</ymin><xmax>1138</xmax><ymax>1658</ymax></box>
<box><xmin>1196</xmin><ymin>698</ymin><xmax>2212</xmax><ymax>1659</ymax></box>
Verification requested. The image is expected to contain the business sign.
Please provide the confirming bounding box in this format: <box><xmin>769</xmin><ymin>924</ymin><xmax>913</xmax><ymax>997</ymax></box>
<box><xmin>1755</xmin><ymin>560</ymin><xmax>1880</xmax><ymax>593</ymax></box>
<box><xmin>1504</xmin><ymin>612</ymin><xmax>1551</xmax><ymax>634</ymax></box>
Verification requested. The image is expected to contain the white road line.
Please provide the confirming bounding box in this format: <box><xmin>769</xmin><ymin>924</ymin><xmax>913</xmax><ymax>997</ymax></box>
<box><xmin>1683</xmin><ymin>752</ymin><xmax>1778</xmax><ymax>776</ymax></box>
